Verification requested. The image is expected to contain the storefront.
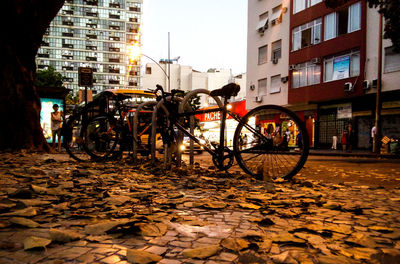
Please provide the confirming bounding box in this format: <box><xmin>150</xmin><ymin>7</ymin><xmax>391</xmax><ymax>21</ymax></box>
<box><xmin>196</xmin><ymin>100</ymin><xmax>247</xmax><ymax>147</ymax></box>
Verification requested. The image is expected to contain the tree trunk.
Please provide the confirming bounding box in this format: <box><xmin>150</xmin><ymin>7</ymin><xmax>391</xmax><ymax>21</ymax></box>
<box><xmin>0</xmin><ymin>0</ymin><xmax>64</xmax><ymax>151</ymax></box>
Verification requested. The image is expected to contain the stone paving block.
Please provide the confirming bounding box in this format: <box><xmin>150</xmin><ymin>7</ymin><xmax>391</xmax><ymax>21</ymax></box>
<box><xmin>169</xmin><ymin>240</ymin><xmax>192</xmax><ymax>248</ymax></box>
<box><xmin>145</xmin><ymin>245</ymin><xmax>168</xmax><ymax>255</ymax></box>
<box><xmin>90</xmin><ymin>247</ymin><xmax>118</xmax><ymax>255</ymax></box>
<box><xmin>99</xmin><ymin>254</ymin><xmax>122</xmax><ymax>263</ymax></box>
<box><xmin>159</xmin><ymin>259</ymin><xmax>182</xmax><ymax>264</ymax></box>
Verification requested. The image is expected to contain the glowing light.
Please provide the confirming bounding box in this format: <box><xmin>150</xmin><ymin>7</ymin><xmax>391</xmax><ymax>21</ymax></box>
<box><xmin>249</xmin><ymin>116</ymin><xmax>256</xmax><ymax>123</ymax></box>
<box><xmin>180</xmin><ymin>145</ymin><xmax>186</xmax><ymax>151</ymax></box>
<box><xmin>127</xmin><ymin>43</ymin><xmax>141</xmax><ymax>64</ymax></box>
<box><xmin>226</xmin><ymin>104</ymin><xmax>232</xmax><ymax>110</ymax></box>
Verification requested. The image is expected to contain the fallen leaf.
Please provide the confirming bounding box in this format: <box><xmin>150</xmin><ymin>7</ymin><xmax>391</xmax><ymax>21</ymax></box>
<box><xmin>1</xmin><ymin>207</ymin><xmax>37</xmax><ymax>217</ymax></box>
<box><xmin>9</xmin><ymin>217</ymin><xmax>40</xmax><ymax>228</ymax></box>
<box><xmin>50</xmin><ymin>228</ymin><xmax>83</xmax><ymax>243</ymax></box>
<box><xmin>182</xmin><ymin>245</ymin><xmax>221</xmax><ymax>259</ymax></box>
<box><xmin>126</xmin><ymin>249</ymin><xmax>162</xmax><ymax>264</ymax></box>
<box><xmin>221</xmin><ymin>238</ymin><xmax>250</xmax><ymax>251</ymax></box>
<box><xmin>24</xmin><ymin>236</ymin><xmax>51</xmax><ymax>250</ymax></box>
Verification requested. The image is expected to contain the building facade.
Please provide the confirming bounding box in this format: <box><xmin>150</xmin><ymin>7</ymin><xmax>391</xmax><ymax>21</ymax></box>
<box><xmin>36</xmin><ymin>0</ymin><xmax>142</xmax><ymax>94</ymax></box>
<box><xmin>246</xmin><ymin>0</ymin><xmax>291</xmax><ymax>110</ymax></box>
<box><xmin>142</xmin><ymin>63</ymin><xmax>246</xmax><ymax>104</ymax></box>
<box><xmin>247</xmin><ymin>0</ymin><xmax>400</xmax><ymax>149</ymax></box>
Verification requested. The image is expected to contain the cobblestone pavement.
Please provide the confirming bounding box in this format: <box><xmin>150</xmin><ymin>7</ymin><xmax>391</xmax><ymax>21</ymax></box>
<box><xmin>0</xmin><ymin>152</ymin><xmax>399</xmax><ymax>264</ymax></box>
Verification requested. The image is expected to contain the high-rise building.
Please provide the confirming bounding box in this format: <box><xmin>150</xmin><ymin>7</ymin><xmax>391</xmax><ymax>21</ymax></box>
<box><xmin>36</xmin><ymin>0</ymin><xmax>142</xmax><ymax>94</ymax></box>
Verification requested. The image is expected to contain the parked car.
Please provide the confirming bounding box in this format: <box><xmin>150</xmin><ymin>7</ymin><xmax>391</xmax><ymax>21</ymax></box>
<box><xmin>180</xmin><ymin>136</ymin><xmax>205</xmax><ymax>154</ymax></box>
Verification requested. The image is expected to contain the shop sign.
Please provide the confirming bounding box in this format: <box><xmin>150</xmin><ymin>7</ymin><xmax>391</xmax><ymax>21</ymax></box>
<box><xmin>332</xmin><ymin>55</ymin><xmax>350</xmax><ymax>80</ymax></box>
<box><xmin>337</xmin><ymin>104</ymin><xmax>352</xmax><ymax>119</ymax></box>
<box><xmin>204</xmin><ymin>111</ymin><xmax>221</xmax><ymax>122</ymax></box>
<box><xmin>383</xmin><ymin>100</ymin><xmax>400</xmax><ymax>109</ymax></box>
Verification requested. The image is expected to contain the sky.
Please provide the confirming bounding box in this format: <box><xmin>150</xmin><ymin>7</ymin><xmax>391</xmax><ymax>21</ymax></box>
<box><xmin>141</xmin><ymin>0</ymin><xmax>248</xmax><ymax>74</ymax></box>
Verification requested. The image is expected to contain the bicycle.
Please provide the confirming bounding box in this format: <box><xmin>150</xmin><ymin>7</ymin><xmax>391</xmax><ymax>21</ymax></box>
<box><xmin>154</xmin><ymin>83</ymin><xmax>309</xmax><ymax>180</ymax></box>
<box><xmin>81</xmin><ymin>92</ymin><xmax>154</xmax><ymax>160</ymax></box>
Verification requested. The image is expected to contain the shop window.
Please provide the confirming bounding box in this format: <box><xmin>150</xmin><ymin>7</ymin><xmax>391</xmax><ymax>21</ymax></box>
<box><xmin>384</xmin><ymin>46</ymin><xmax>400</xmax><ymax>73</ymax></box>
<box><xmin>258</xmin><ymin>45</ymin><xmax>268</xmax><ymax>65</ymax></box>
<box><xmin>324</xmin><ymin>49</ymin><xmax>360</xmax><ymax>82</ymax></box>
<box><xmin>324</xmin><ymin>2</ymin><xmax>361</xmax><ymax>41</ymax></box>
<box><xmin>270</xmin><ymin>75</ymin><xmax>281</xmax><ymax>93</ymax></box>
<box><xmin>292</xmin><ymin>18</ymin><xmax>321</xmax><ymax>51</ymax></box>
<box><xmin>258</xmin><ymin>78</ymin><xmax>267</xmax><ymax>96</ymax></box>
<box><xmin>292</xmin><ymin>61</ymin><xmax>321</xmax><ymax>88</ymax></box>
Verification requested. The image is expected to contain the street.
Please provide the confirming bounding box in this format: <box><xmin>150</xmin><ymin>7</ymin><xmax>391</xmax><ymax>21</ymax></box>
<box><xmin>0</xmin><ymin>152</ymin><xmax>399</xmax><ymax>263</ymax></box>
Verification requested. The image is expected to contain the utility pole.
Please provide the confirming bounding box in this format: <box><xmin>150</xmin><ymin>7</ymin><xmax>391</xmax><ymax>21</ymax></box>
<box><xmin>373</xmin><ymin>13</ymin><xmax>383</xmax><ymax>153</ymax></box>
<box><xmin>168</xmin><ymin>32</ymin><xmax>171</xmax><ymax>92</ymax></box>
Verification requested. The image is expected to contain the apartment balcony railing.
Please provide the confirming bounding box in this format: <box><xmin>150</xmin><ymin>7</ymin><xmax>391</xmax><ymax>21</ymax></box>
<box><xmin>109</xmin><ymin>58</ymin><xmax>120</xmax><ymax>63</ymax></box>
<box><xmin>109</xmin><ymin>14</ymin><xmax>120</xmax><ymax>19</ymax></box>
<box><xmin>62</xmin><ymin>21</ymin><xmax>74</xmax><ymax>26</ymax></box>
<box><xmin>109</xmin><ymin>80</ymin><xmax>120</xmax><ymax>84</ymax></box>
<box><xmin>109</xmin><ymin>47</ymin><xmax>120</xmax><ymax>52</ymax></box>
<box><xmin>86</xmin><ymin>56</ymin><xmax>97</xmax><ymax>61</ymax></box>
<box><xmin>37</xmin><ymin>53</ymin><xmax>50</xmax><ymax>58</ymax></box>
<box><xmin>86</xmin><ymin>34</ymin><xmax>97</xmax><ymax>39</ymax></box>
<box><xmin>62</xmin><ymin>44</ymin><xmax>74</xmax><ymax>48</ymax></box>
<box><xmin>109</xmin><ymin>25</ymin><xmax>120</xmax><ymax>30</ymax></box>
<box><xmin>62</xmin><ymin>32</ymin><xmax>74</xmax><ymax>37</ymax></box>
<box><xmin>86</xmin><ymin>45</ymin><xmax>97</xmax><ymax>51</ymax></box>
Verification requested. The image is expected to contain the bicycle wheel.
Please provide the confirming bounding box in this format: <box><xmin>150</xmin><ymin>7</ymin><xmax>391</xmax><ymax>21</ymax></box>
<box><xmin>233</xmin><ymin>105</ymin><xmax>309</xmax><ymax>180</ymax></box>
<box><xmin>63</xmin><ymin>114</ymin><xmax>92</xmax><ymax>162</ymax></box>
<box><xmin>82</xmin><ymin>115</ymin><xmax>121</xmax><ymax>160</ymax></box>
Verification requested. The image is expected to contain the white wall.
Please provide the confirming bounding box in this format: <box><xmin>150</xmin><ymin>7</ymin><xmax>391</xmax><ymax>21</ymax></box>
<box><xmin>366</xmin><ymin>7</ymin><xmax>400</xmax><ymax>93</ymax></box>
<box><xmin>247</xmin><ymin>0</ymin><xmax>291</xmax><ymax>109</ymax></box>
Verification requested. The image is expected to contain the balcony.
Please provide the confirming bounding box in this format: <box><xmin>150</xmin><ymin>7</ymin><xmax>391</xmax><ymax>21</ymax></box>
<box><xmin>127</xmin><ymin>28</ymin><xmax>138</xmax><ymax>33</ymax></box>
<box><xmin>84</xmin><ymin>0</ymin><xmax>98</xmax><ymax>6</ymax></box>
<box><xmin>37</xmin><ymin>65</ymin><xmax>47</xmax><ymax>69</ymax></box>
<box><xmin>66</xmin><ymin>0</ymin><xmax>73</xmax><ymax>3</ymax></box>
<box><xmin>109</xmin><ymin>14</ymin><xmax>120</xmax><ymax>19</ymax></box>
<box><xmin>41</xmin><ymin>41</ymin><xmax>49</xmax><ymax>47</ymax></box>
<box><xmin>129</xmin><ymin>17</ymin><xmax>138</xmax><ymax>23</ymax></box>
<box><xmin>109</xmin><ymin>36</ymin><xmax>120</xmax><ymax>41</ymax></box>
<box><xmin>44</xmin><ymin>30</ymin><xmax>49</xmax><ymax>36</ymax></box>
<box><xmin>109</xmin><ymin>80</ymin><xmax>120</xmax><ymax>84</ymax></box>
<box><xmin>109</xmin><ymin>47</ymin><xmax>120</xmax><ymax>52</ymax></box>
<box><xmin>62</xmin><ymin>55</ymin><xmax>73</xmax><ymax>60</ymax></box>
<box><xmin>129</xmin><ymin>70</ymin><xmax>137</xmax><ymax>76</ymax></box>
<box><xmin>129</xmin><ymin>7</ymin><xmax>140</xmax><ymax>12</ymax></box>
<box><xmin>109</xmin><ymin>68</ymin><xmax>120</xmax><ymax>74</ymax></box>
<box><xmin>129</xmin><ymin>82</ymin><xmax>137</xmax><ymax>86</ymax></box>
<box><xmin>86</xmin><ymin>12</ymin><xmax>98</xmax><ymax>17</ymax></box>
<box><xmin>109</xmin><ymin>3</ymin><xmax>120</xmax><ymax>8</ymax></box>
<box><xmin>109</xmin><ymin>58</ymin><xmax>120</xmax><ymax>63</ymax></box>
<box><xmin>65</xmin><ymin>10</ymin><xmax>74</xmax><ymax>15</ymax></box>
<box><xmin>109</xmin><ymin>25</ymin><xmax>120</xmax><ymax>30</ymax></box>
<box><xmin>62</xmin><ymin>32</ymin><xmax>73</xmax><ymax>37</ymax></box>
<box><xmin>62</xmin><ymin>21</ymin><xmax>74</xmax><ymax>26</ymax></box>
<box><xmin>86</xmin><ymin>45</ymin><xmax>97</xmax><ymax>51</ymax></box>
<box><xmin>37</xmin><ymin>53</ymin><xmax>50</xmax><ymax>58</ymax></box>
<box><xmin>86</xmin><ymin>56</ymin><xmax>97</xmax><ymax>61</ymax></box>
<box><xmin>64</xmin><ymin>77</ymin><xmax>74</xmax><ymax>82</ymax></box>
<box><xmin>86</xmin><ymin>34</ymin><xmax>97</xmax><ymax>39</ymax></box>
<box><xmin>62</xmin><ymin>66</ymin><xmax>74</xmax><ymax>71</ymax></box>
<box><xmin>62</xmin><ymin>44</ymin><xmax>74</xmax><ymax>48</ymax></box>
<box><xmin>86</xmin><ymin>23</ymin><xmax>97</xmax><ymax>28</ymax></box>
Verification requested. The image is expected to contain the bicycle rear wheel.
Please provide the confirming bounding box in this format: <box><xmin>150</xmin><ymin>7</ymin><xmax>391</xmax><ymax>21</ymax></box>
<box><xmin>82</xmin><ymin>115</ymin><xmax>121</xmax><ymax>160</ymax></box>
<box><xmin>63</xmin><ymin>114</ymin><xmax>92</xmax><ymax>162</ymax></box>
<box><xmin>233</xmin><ymin>105</ymin><xmax>309</xmax><ymax>180</ymax></box>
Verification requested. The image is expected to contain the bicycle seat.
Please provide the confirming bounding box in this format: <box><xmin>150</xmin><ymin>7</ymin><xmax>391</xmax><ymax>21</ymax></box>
<box><xmin>210</xmin><ymin>83</ymin><xmax>240</xmax><ymax>98</ymax></box>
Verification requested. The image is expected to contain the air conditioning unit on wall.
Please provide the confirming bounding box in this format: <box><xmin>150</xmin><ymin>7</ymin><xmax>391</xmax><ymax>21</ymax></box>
<box><xmin>255</xmin><ymin>96</ymin><xmax>263</xmax><ymax>102</ymax></box>
<box><xmin>362</xmin><ymin>80</ymin><xmax>370</xmax><ymax>90</ymax></box>
<box><xmin>311</xmin><ymin>57</ymin><xmax>321</xmax><ymax>64</ymax></box>
<box><xmin>344</xmin><ymin>82</ymin><xmax>353</xmax><ymax>92</ymax></box>
<box><xmin>289</xmin><ymin>64</ymin><xmax>297</xmax><ymax>71</ymax></box>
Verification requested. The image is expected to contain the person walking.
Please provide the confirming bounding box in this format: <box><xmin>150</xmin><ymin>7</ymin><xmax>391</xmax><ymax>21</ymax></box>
<box><xmin>331</xmin><ymin>129</ymin><xmax>338</xmax><ymax>150</ymax></box>
<box><xmin>341</xmin><ymin>130</ymin><xmax>348</xmax><ymax>151</ymax></box>
<box><xmin>51</xmin><ymin>104</ymin><xmax>63</xmax><ymax>152</ymax></box>
<box><xmin>371</xmin><ymin>125</ymin><xmax>376</xmax><ymax>151</ymax></box>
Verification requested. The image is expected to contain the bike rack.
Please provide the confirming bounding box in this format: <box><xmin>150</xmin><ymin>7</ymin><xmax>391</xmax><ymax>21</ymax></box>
<box><xmin>150</xmin><ymin>96</ymin><xmax>183</xmax><ymax>167</ymax></box>
<box><xmin>178</xmin><ymin>89</ymin><xmax>223</xmax><ymax>167</ymax></box>
<box><xmin>132</xmin><ymin>101</ymin><xmax>157</xmax><ymax>161</ymax></box>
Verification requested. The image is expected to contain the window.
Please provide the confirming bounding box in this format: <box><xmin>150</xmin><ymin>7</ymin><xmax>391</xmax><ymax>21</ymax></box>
<box><xmin>257</xmin><ymin>12</ymin><xmax>269</xmax><ymax>33</ymax></box>
<box><xmin>270</xmin><ymin>75</ymin><xmax>281</xmax><ymax>93</ymax></box>
<box><xmin>258</xmin><ymin>45</ymin><xmax>268</xmax><ymax>64</ymax></box>
<box><xmin>270</xmin><ymin>5</ymin><xmax>282</xmax><ymax>25</ymax></box>
<box><xmin>146</xmin><ymin>66</ymin><xmax>152</xmax><ymax>74</ymax></box>
<box><xmin>294</xmin><ymin>0</ymin><xmax>322</xmax><ymax>14</ymax></box>
<box><xmin>292</xmin><ymin>18</ymin><xmax>321</xmax><ymax>51</ymax></box>
<box><xmin>324</xmin><ymin>50</ymin><xmax>360</xmax><ymax>82</ymax></box>
<box><xmin>384</xmin><ymin>46</ymin><xmax>400</xmax><ymax>73</ymax></box>
<box><xmin>258</xmin><ymin>78</ymin><xmax>267</xmax><ymax>96</ymax></box>
<box><xmin>292</xmin><ymin>62</ymin><xmax>321</xmax><ymax>88</ymax></box>
<box><xmin>271</xmin><ymin>40</ymin><xmax>282</xmax><ymax>61</ymax></box>
<box><xmin>324</xmin><ymin>2</ymin><xmax>361</xmax><ymax>40</ymax></box>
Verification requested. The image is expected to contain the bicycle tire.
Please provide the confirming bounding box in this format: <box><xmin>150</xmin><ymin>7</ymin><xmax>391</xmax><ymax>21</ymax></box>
<box><xmin>81</xmin><ymin>115</ymin><xmax>121</xmax><ymax>160</ymax></box>
<box><xmin>63</xmin><ymin>114</ymin><xmax>92</xmax><ymax>162</ymax></box>
<box><xmin>233</xmin><ymin>105</ymin><xmax>309</xmax><ymax>180</ymax></box>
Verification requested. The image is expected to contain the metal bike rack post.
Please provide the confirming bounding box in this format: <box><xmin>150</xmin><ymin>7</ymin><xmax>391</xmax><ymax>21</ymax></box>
<box><xmin>150</xmin><ymin>96</ymin><xmax>182</xmax><ymax>167</ymax></box>
<box><xmin>132</xmin><ymin>101</ymin><xmax>157</xmax><ymax>161</ymax></box>
<box><xmin>178</xmin><ymin>89</ymin><xmax>223</xmax><ymax>167</ymax></box>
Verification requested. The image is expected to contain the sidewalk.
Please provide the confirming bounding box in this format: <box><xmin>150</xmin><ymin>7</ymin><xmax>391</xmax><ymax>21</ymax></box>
<box><xmin>309</xmin><ymin>148</ymin><xmax>400</xmax><ymax>159</ymax></box>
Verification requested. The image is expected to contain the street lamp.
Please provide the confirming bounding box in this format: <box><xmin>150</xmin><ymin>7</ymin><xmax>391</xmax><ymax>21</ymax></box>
<box><xmin>127</xmin><ymin>42</ymin><xmax>180</xmax><ymax>92</ymax></box>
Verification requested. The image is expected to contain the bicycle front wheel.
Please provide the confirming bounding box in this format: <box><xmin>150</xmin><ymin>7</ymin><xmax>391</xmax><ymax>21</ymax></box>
<box><xmin>63</xmin><ymin>114</ymin><xmax>92</xmax><ymax>162</ymax></box>
<box><xmin>233</xmin><ymin>105</ymin><xmax>309</xmax><ymax>180</ymax></box>
<box><xmin>82</xmin><ymin>115</ymin><xmax>121</xmax><ymax>160</ymax></box>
